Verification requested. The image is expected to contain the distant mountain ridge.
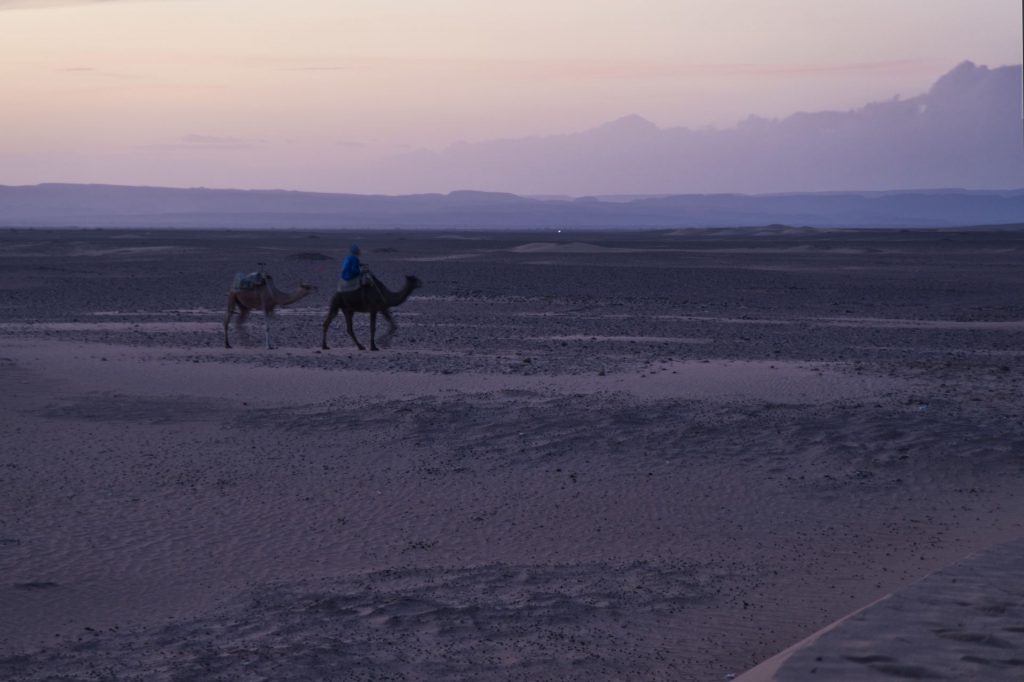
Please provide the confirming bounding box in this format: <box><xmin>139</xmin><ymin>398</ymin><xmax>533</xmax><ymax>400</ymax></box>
<box><xmin>4</xmin><ymin>61</ymin><xmax>1023</xmax><ymax>224</ymax></box>
<box><xmin>3</xmin><ymin>183</ymin><xmax>1024</xmax><ymax>228</ymax></box>
<box><xmin>344</xmin><ymin>61</ymin><xmax>1024</xmax><ymax>195</ymax></box>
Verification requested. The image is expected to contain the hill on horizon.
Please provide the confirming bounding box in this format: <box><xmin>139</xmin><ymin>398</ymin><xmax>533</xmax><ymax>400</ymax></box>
<box><xmin>3</xmin><ymin>183</ymin><xmax>1024</xmax><ymax>229</ymax></box>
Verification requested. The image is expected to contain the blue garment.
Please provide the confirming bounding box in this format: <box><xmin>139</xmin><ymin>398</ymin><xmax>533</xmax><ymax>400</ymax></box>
<box><xmin>341</xmin><ymin>254</ymin><xmax>361</xmax><ymax>281</ymax></box>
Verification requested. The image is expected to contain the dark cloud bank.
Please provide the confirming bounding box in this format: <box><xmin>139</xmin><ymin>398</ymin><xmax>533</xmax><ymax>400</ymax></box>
<box><xmin>3</xmin><ymin>61</ymin><xmax>1024</xmax><ymax>229</ymax></box>
<box><xmin>366</xmin><ymin>61</ymin><xmax>1024</xmax><ymax>196</ymax></box>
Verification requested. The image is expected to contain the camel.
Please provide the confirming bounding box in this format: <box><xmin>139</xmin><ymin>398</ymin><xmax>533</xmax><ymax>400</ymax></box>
<box><xmin>321</xmin><ymin>274</ymin><xmax>422</xmax><ymax>351</ymax></box>
<box><xmin>224</xmin><ymin>272</ymin><xmax>316</xmax><ymax>349</ymax></box>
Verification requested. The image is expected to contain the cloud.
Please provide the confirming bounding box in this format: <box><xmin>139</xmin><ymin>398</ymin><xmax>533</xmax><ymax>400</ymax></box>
<box><xmin>1</xmin><ymin>0</ymin><xmax>109</xmax><ymax>8</ymax></box>
<box><xmin>141</xmin><ymin>135</ymin><xmax>257</xmax><ymax>152</ymax></box>
<box><xmin>285</xmin><ymin>67</ymin><xmax>352</xmax><ymax>73</ymax></box>
<box><xmin>179</xmin><ymin>134</ymin><xmax>254</xmax><ymax>148</ymax></box>
<box><xmin>0</xmin><ymin>0</ymin><xmax>176</xmax><ymax>10</ymax></box>
<box><xmin>272</xmin><ymin>56</ymin><xmax>934</xmax><ymax>82</ymax></box>
<box><xmin>504</xmin><ymin>58</ymin><xmax>933</xmax><ymax>81</ymax></box>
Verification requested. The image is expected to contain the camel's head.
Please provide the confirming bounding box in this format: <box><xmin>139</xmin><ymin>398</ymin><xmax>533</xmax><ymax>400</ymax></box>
<box><xmin>405</xmin><ymin>275</ymin><xmax>423</xmax><ymax>290</ymax></box>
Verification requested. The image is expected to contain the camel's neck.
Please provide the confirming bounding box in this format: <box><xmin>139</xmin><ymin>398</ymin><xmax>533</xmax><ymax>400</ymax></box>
<box><xmin>386</xmin><ymin>280</ymin><xmax>416</xmax><ymax>307</ymax></box>
<box><xmin>270</xmin><ymin>283</ymin><xmax>311</xmax><ymax>306</ymax></box>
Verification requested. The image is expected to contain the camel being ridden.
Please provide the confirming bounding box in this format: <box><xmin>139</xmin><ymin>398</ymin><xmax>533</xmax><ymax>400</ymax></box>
<box><xmin>322</xmin><ymin>274</ymin><xmax>422</xmax><ymax>351</ymax></box>
<box><xmin>224</xmin><ymin>272</ymin><xmax>316</xmax><ymax>349</ymax></box>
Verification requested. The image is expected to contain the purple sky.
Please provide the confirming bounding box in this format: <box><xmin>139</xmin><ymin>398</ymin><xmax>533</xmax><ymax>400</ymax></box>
<box><xmin>0</xmin><ymin>0</ymin><xmax>1020</xmax><ymax>193</ymax></box>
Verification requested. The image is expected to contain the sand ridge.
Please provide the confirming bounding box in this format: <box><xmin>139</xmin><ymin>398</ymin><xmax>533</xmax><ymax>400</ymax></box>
<box><xmin>739</xmin><ymin>537</ymin><xmax>1024</xmax><ymax>681</ymax></box>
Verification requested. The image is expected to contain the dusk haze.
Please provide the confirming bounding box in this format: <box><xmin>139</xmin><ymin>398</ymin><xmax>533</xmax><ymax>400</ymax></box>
<box><xmin>1</xmin><ymin>0</ymin><xmax>1021</xmax><ymax>194</ymax></box>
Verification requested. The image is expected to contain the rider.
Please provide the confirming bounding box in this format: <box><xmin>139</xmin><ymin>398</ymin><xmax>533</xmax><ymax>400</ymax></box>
<box><xmin>338</xmin><ymin>243</ymin><xmax>368</xmax><ymax>292</ymax></box>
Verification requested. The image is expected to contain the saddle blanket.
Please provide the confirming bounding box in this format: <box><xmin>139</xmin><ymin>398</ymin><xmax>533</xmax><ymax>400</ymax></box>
<box><xmin>337</xmin><ymin>273</ymin><xmax>372</xmax><ymax>293</ymax></box>
<box><xmin>232</xmin><ymin>272</ymin><xmax>266</xmax><ymax>291</ymax></box>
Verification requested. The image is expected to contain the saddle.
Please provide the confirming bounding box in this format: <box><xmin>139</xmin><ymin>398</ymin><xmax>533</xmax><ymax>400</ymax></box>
<box><xmin>232</xmin><ymin>271</ymin><xmax>266</xmax><ymax>291</ymax></box>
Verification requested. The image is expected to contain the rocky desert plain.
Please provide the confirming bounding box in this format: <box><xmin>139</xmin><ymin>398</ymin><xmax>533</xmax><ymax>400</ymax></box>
<box><xmin>1</xmin><ymin>225</ymin><xmax>1023</xmax><ymax>681</ymax></box>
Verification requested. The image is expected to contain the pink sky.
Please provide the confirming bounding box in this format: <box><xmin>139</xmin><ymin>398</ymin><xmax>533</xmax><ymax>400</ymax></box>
<box><xmin>0</xmin><ymin>0</ymin><xmax>1020</xmax><ymax>192</ymax></box>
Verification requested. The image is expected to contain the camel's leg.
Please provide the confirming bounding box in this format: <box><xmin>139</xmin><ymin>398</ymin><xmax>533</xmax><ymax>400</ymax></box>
<box><xmin>343</xmin><ymin>309</ymin><xmax>365</xmax><ymax>351</ymax></box>
<box><xmin>377</xmin><ymin>309</ymin><xmax>398</xmax><ymax>346</ymax></box>
<box><xmin>224</xmin><ymin>294</ymin><xmax>236</xmax><ymax>348</ymax></box>
<box><xmin>232</xmin><ymin>306</ymin><xmax>252</xmax><ymax>345</ymax></box>
<box><xmin>382</xmin><ymin>309</ymin><xmax>397</xmax><ymax>334</ymax></box>
<box><xmin>321</xmin><ymin>296</ymin><xmax>341</xmax><ymax>350</ymax></box>
<box><xmin>263</xmin><ymin>305</ymin><xmax>273</xmax><ymax>350</ymax></box>
<box><xmin>369</xmin><ymin>310</ymin><xmax>379</xmax><ymax>351</ymax></box>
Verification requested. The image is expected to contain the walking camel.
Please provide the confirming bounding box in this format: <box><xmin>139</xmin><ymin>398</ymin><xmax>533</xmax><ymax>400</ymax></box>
<box><xmin>322</xmin><ymin>274</ymin><xmax>422</xmax><ymax>351</ymax></box>
<box><xmin>224</xmin><ymin>271</ymin><xmax>316</xmax><ymax>349</ymax></box>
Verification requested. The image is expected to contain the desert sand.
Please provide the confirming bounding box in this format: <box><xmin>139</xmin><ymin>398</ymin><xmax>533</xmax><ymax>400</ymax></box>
<box><xmin>738</xmin><ymin>535</ymin><xmax>1024</xmax><ymax>680</ymax></box>
<box><xmin>1</xmin><ymin>226</ymin><xmax>1022</xmax><ymax>680</ymax></box>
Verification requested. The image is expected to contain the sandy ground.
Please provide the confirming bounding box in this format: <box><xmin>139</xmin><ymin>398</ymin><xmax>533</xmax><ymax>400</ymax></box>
<box><xmin>800</xmin><ymin>535</ymin><xmax>1024</xmax><ymax>679</ymax></box>
<box><xmin>738</xmin><ymin>536</ymin><xmax>1024</xmax><ymax>681</ymax></box>
<box><xmin>1</xmin><ymin>226</ymin><xmax>1023</xmax><ymax>680</ymax></box>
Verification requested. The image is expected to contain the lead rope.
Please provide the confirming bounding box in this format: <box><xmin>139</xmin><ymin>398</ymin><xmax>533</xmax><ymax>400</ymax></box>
<box><xmin>365</xmin><ymin>267</ymin><xmax>386</xmax><ymax>303</ymax></box>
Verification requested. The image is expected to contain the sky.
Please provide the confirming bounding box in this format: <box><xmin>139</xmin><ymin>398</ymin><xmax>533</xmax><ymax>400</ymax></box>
<box><xmin>0</xmin><ymin>0</ymin><xmax>1021</xmax><ymax>192</ymax></box>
